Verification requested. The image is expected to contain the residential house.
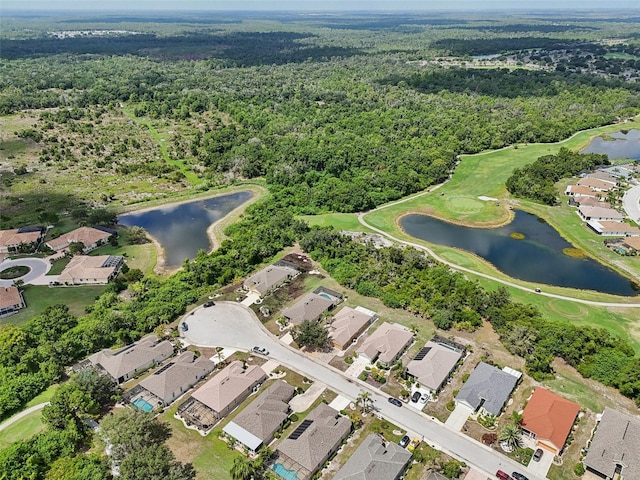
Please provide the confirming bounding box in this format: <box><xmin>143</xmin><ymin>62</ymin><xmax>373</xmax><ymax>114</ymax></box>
<box><xmin>567</xmin><ymin>196</ymin><xmax>610</xmax><ymax>209</ymax></box>
<box><xmin>622</xmin><ymin>236</ymin><xmax>640</xmax><ymax>253</ymax></box>
<box><xmin>223</xmin><ymin>380</ymin><xmax>295</xmax><ymax>453</ymax></box>
<box><xmin>577</xmin><ymin>206</ymin><xmax>623</xmax><ymax>222</ymax></box>
<box><xmin>0</xmin><ymin>227</ymin><xmax>43</xmax><ymax>253</ymax></box>
<box><xmin>184</xmin><ymin>361</ymin><xmax>267</xmax><ymax>427</ymax></box>
<box><xmin>583</xmin><ymin>407</ymin><xmax>640</xmax><ymax>480</ymax></box>
<box><xmin>601</xmin><ymin>165</ymin><xmax>634</xmax><ymax>179</ymax></box>
<box><xmin>356</xmin><ymin>322</ymin><xmax>414</xmax><ymax>367</ymax></box>
<box><xmin>136</xmin><ymin>351</ymin><xmax>214</xmax><ymax>407</ymax></box>
<box><xmin>565</xmin><ymin>185</ymin><xmax>600</xmax><ymax>198</ymax></box>
<box><xmin>586</xmin><ymin>171</ymin><xmax>618</xmax><ymax>185</ymax></box>
<box><xmin>576</xmin><ymin>177</ymin><xmax>614</xmax><ymax>192</ymax></box>
<box><xmin>521</xmin><ymin>388</ymin><xmax>580</xmax><ymax>454</ymax></box>
<box><xmin>282</xmin><ymin>292</ymin><xmax>336</xmax><ymax>325</ymax></box>
<box><xmin>0</xmin><ymin>286</ymin><xmax>26</xmax><ymax>317</ymax></box>
<box><xmin>587</xmin><ymin>221</ymin><xmax>640</xmax><ymax>237</ymax></box>
<box><xmin>329</xmin><ymin>306</ymin><xmax>376</xmax><ymax>350</ymax></box>
<box><xmin>333</xmin><ymin>434</ymin><xmax>412</xmax><ymax>480</ymax></box>
<box><xmin>406</xmin><ymin>339</ymin><xmax>463</xmax><ymax>394</ymax></box>
<box><xmin>455</xmin><ymin>362</ymin><xmax>519</xmax><ymax>416</ymax></box>
<box><xmin>274</xmin><ymin>403</ymin><xmax>352</xmax><ymax>480</ymax></box>
<box><xmin>46</xmin><ymin>226</ymin><xmax>113</xmax><ymax>253</ymax></box>
<box><xmin>244</xmin><ymin>264</ymin><xmax>299</xmax><ymax>297</ymax></box>
<box><xmin>57</xmin><ymin>255</ymin><xmax>124</xmax><ymax>285</ymax></box>
<box><xmin>85</xmin><ymin>335</ymin><xmax>174</xmax><ymax>384</ymax></box>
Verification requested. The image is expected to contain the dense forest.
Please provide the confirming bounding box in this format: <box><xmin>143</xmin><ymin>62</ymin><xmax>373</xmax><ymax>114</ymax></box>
<box><xmin>2</xmin><ymin>11</ymin><xmax>640</xmax><ymax>479</ymax></box>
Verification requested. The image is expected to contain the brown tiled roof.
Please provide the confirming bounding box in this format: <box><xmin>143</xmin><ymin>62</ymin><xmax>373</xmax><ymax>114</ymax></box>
<box><xmin>571</xmin><ymin>196</ymin><xmax>610</xmax><ymax>208</ymax></box>
<box><xmin>577</xmin><ymin>177</ymin><xmax>614</xmax><ymax>191</ymax></box>
<box><xmin>583</xmin><ymin>407</ymin><xmax>640</xmax><ymax>480</ymax></box>
<box><xmin>593</xmin><ymin>221</ymin><xmax>640</xmax><ymax>235</ymax></box>
<box><xmin>521</xmin><ymin>388</ymin><xmax>580</xmax><ymax>453</ymax></box>
<box><xmin>622</xmin><ymin>236</ymin><xmax>640</xmax><ymax>251</ymax></box>
<box><xmin>586</xmin><ymin>171</ymin><xmax>617</xmax><ymax>184</ymax></box>
<box><xmin>282</xmin><ymin>293</ymin><xmax>335</xmax><ymax>325</ymax></box>
<box><xmin>58</xmin><ymin>255</ymin><xmax>122</xmax><ymax>283</ymax></box>
<box><xmin>407</xmin><ymin>340</ymin><xmax>463</xmax><ymax>392</ymax></box>
<box><xmin>277</xmin><ymin>403</ymin><xmax>352</xmax><ymax>475</ymax></box>
<box><xmin>357</xmin><ymin>322</ymin><xmax>413</xmax><ymax>364</ymax></box>
<box><xmin>191</xmin><ymin>361</ymin><xmax>267</xmax><ymax>414</ymax></box>
<box><xmin>47</xmin><ymin>227</ymin><xmax>111</xmax><ymax>251</ymax></box>
<box><xmin>0</xmin><ymin>286</ymin><xmax>24</xmax><ymax>310</ymax></box>
<box><xmin>329</xmin><ymin>307</ymin><xmax>375</xmax><ymax>349</ymax></box>
<box><xmin>0</xmin><ymin>229</ymin><xmax>41</xmax><ymax>248</ymax></box>
<box><xmin>566</xmin><ymin>185</ymin><xmax>599</xmax><ymax>197</ymax></box>
<box><xmin>578</xmin><ymin>206</ymin><xmax>623</xmax><ymax>220</ymax></box>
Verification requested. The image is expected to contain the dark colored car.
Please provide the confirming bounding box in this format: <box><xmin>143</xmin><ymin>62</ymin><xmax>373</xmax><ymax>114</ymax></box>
<box><xmin>399</xmin><ymin>435</ymin><xmax>410</xmax><ymax>448</ymax></box>
<box><xmin>181</xmin><ymin>323</ymin><xmax>188</xmax><ymax>332</ymax></box>
<box><xmin>203</xmin><ymin>301</ymin><xmax>215</xmax><ymax>308</ymax></box>
<box><xmin>533</xmin><ymin>448</ymin><xmax>544</xmax><ymax>462</ymax></box>
<box><xmin>512</xmin><ymin>472</ymin><xmax>529</xmax><ymax>480</ymax></box>
<box><xmin>411</xmin><ymin>391</ymin><xmax>421</xmax><ymax>403</ymax></box>
<box><xmin>388</xmin><ymin>397</ymin><xmax>402</xmax><ymax>407</ymax></box>
<box><xmin>495</xmin><ymin>471</ymin><xmax>511</xmax><ymax>480</ymax></box>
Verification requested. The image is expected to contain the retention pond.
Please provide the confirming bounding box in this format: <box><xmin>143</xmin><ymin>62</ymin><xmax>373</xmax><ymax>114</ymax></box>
<box><xmin>400</xmin><ymin>210</ymin><xmax>638</xmax><ymax>296</ymax></box>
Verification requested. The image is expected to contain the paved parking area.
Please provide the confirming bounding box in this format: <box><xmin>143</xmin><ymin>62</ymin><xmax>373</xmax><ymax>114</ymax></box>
<box><xmin>526</xmin><ymin>447</ymin><xmax>554</xmax><ymax>477</ymax></box>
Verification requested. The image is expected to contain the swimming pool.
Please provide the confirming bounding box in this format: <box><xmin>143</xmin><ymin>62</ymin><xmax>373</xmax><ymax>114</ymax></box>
<box><xmin>318</xmin><ymin>292</ymin><xmax>333</xmax><ymax>301</ymax></box>
<box><xmin>273</xmin><ymin>463</ymin><xmax>298</xmax><ymax>480</ymax></box>
<box><xmin>133</xmin><ymin>398</ymin><xmax>154</xmax><ymax>412</ymax></box>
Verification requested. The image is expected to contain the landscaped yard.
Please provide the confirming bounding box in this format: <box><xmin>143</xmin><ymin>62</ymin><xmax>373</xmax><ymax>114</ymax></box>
<box><xmin>3</xmin><ymin>284</ymin><xmax>107</xmax><ymax>326</ymax></box>
<box><xmin>0</xmin><ymin>410</ymin><xmax>45</xmax><ymax>449</ymax></box>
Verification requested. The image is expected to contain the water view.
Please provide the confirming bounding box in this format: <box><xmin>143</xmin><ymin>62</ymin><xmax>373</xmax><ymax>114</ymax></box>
<box><xmin>118</xmin><ymin>191</ymin><xmax>254</xmax><ymax>266</ymax></box>
<box><xmin>400</xmin><ymin>211</ymin><xmax>638</xmax><ymax>296</ymax></box>
<box><xmin>581</xmin><ymin>129</ymin><xmax>640</xmax><ymax>160</ymax></box>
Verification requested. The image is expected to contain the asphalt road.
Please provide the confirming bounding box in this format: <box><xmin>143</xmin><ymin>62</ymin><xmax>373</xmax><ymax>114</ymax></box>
<box><xmin>182</xmin><ymin>302</ymin><xmax>545</xmax><ymax>480</ymax></box>
<box><xmin>0</xmin><ymin>257</ymin><xmax>51</xmax><ymax>287</ymax></box>
<box><xmin>622</xmin><ymin>183</ymin><xmax>640</xmax><ymax>223</ymax></box>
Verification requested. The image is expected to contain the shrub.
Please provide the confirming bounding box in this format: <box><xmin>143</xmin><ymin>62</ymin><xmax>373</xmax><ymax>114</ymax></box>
<box><xmin>574</xmin><ymin>463</ymin><xmax>585</xmax><ymax>476</ymax></box>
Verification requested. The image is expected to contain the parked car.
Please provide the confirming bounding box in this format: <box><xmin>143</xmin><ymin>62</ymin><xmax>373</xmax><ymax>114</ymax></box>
<box><xmin>181</xmin><ymin>323</ymin><xmax>188</xmax><ymax>332</ymax></box>
<box><xmin>203</xmin><ymin>301</ymin><xmax>215</xmax><ymax>308</ymax></box>
<box><xmin>533</xmin><ymin>448</ymin><xmax>544</xmax><ymax>462</ymax></box>
<box><xmin>495</xmin><ymin>471</ymin><xmax>511</xmax><ymax>480</ymax></box>
<box><xmin>511</xmin><ymin>472</ymin><xmax>529</xmax><ymax>480</ymax></box>
<box><xmin>399</xmin><ymin>435</ymin><xmax>410</xmax><ymax>448</ymax></box>
<box><xmin>252</xmin><ymin>346</ymin><xmax>269</xmax><ymax>355</ymax></box>
<box><xmin>388</xmin><ymin>397</ymin><xmax>402</xmax><ymax>407</ymax></box>
<box><xmin>407</xmin><ymin>438</ymin><xmax>421</xmax><ymax>452</ymax></box>
<box><xmin>419</xmin><ymin>393</ymin><xmax>429</xmax><ymax>404</ymax></box>
<box><xmin>411</xmin><ymin>391</ymin><xmax>421</xmax><ymax>403</ymax></box>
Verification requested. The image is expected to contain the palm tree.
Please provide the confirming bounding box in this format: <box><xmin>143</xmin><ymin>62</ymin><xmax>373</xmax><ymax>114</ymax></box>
<box><xmin>230</xmin><ymin>455</ymin><xmax>255</xmax><ymax>480</ymax></box>
<box><xmin>498</xmin><ymin>423</ymin><xmax>523</xmax><ymax>451</ymax></box>
<box><xmin>356</xmin><ymin>390</ymin><xmax>372</xmax><ymax>414</ymax></box>
<box><xmin>256</xmin><ymin>447</ymin><xmax>273</xmax><ymax>472</ymax></box>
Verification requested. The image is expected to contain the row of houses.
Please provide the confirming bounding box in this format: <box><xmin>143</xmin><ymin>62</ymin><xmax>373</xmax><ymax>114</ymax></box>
<box><xmin>565</xmin><ymin>169</ymin><xmax>640</xmax><ymax>236</ymax></box>
<box><xmin>0</xmin><ymin>225</ymin><xmax>115</xmax><ymax>255</ymax></box>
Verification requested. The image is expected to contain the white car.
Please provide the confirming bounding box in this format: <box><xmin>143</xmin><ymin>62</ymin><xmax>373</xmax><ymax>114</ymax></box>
<box><xmin>252</xmin><ymin>346</ymin><xmax>269</xmax><ymax>355</ymax></box>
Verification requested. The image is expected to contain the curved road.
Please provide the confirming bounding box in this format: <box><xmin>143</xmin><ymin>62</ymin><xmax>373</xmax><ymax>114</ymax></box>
<box><xmin>357</xmin><ymin>195</ymin><xmax>640</xmax><ymax>308</ymax></box>
<box><xmin>0</xmin><ymin>402</ymin><xmax>49</xmax><ymax>432</ymax></box>
<box><xmin>622</xmin><ymin>184</ymin><xmax>640</xmax><ymax>223</ymax></box>
<box><xmin>182</xmin><ymin>302</ymin><xmax>545</xmax><ymax>480</ymax></box>
<box><xmin>0</xmin><ymin>258</ymin><xmax>52</xmax><ymax>287</ymax></box>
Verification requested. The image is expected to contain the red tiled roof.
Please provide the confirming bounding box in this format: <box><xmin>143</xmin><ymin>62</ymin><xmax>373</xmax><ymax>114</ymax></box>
<box><xmin>522</xmin><ymin>388</ymin><xmax>580</xmax><ymax>453</ymax></box>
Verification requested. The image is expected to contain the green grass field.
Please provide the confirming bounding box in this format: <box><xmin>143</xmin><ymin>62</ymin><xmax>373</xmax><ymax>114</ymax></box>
<box><xmin>0</xmin><ymin>410</ymin><xmax>45</xmax><ymax>449</ymax></box>
<box><xmin>3</xmin><ymin>285</ymin><xmax>107</xmax><ymax>326</ymax></box>
<box><xmin>298</xmin><ymin>213</ymin><xmax>366</xmax><ymax>231</ymax></box>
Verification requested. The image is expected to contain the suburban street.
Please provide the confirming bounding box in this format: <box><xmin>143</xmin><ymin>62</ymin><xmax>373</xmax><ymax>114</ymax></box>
<box><xmin>622</xmin><ymin>183</ymin><xmax>640</xmax><ymax>223</ymax></box>
<box><xmin>182</xmin><ymin>302</ymin><xmax>546</xmax><ymax>480</ymax></box>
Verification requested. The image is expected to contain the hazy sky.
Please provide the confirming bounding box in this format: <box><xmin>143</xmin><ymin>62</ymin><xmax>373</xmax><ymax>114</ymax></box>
<box><xmin>2</xmin><ymin>0</ymin><xmax>639</xmax><ymax>11</ymax></box>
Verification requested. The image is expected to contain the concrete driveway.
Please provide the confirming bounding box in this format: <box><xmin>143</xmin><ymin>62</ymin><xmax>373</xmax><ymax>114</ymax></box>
<box><xmin>445</xmin><ymin>403</ymin><xmax>474</xmax><ymax>431</ymax></box>
<box><xmin>180</xmin><ymin>301</ymin><xmax>546</xmax><ymax>480</ymax></box>
<box><xmin>622</xmin><ymin>184</ymin><xmax>640</xmax><ymax>222</ymax></box>
<box><xmin>0</xmin><ymin>257</ymin><xmax>51</xmax><ymax>287</ymax></box>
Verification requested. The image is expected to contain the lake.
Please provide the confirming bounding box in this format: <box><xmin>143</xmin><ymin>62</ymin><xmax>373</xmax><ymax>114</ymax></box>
<box><xmin>581</xmin><ymin>129</ymin><xmax>640</xmax><ymax>160</ymax></box>
<box><xmin>118</xmin><ymin>191</ymin><xmax>254</xmax><ymax>267</ymax></box>
<box><xmin>400</xmin><ymin>211</ymin><xmax>638</xmax><ymax>296</ymax></box>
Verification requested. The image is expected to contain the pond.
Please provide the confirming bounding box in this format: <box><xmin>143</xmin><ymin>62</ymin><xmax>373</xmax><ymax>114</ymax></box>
<box><xmin>581</xmin><ymin>129</ymin><xmax>640</xmax><ymax>160</ymax></box>
<box><xmin>400</xmin><ymin>211</ymin><xmax>639</xmax><ymax>296</ymax></box>
<box><xmin>118</xmin><ymin>191</ymin><xmax>254</xmax><ymax>267</ymax></box>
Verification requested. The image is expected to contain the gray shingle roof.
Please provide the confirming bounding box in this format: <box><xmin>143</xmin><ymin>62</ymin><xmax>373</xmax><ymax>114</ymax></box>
<box><xmin>583</xmin><ymin>407</ymin><xmax>640</xmax><ymax>480</ymax></box>
<box><xmin>333</xmin><ymin>434</ymin><xmax>412</xmax><ymax>480</ymax></box>
<box><xmin>282</xmin><ymin>293</ymin><xmax>335</xmax><ymax>325</ymax></box>
<box><xmin>224</xmin><ymin>380</ymin><xmax>295</xmax><ymax>448</ymax></box>
<box><xmin>244</xmin><ymin>265</ymin><xmax>298</xmax><ymax>296</ymax></box>
<box><xmin>277</xmin><ymin>404</ymin><xmax>352</xmax><ymax>475</ymax></box>
<box><xmin>139</xmin><ymin>351</ymin><xmax>215</xmax><ymax>405</ymax></box>
<box><xmin>356</xmin><ymin>323</ymin><xmax>413</xmax><ymax>365</ymax></box>
<box><xmin>455</xmin><ymin>362</ymin><xmax>518</xmax><ymax>416</ymax></box>
<box><xmin>88</xmin><ymin>335</ymin><xmax>173</xmax><ymax>383</ymax></box>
